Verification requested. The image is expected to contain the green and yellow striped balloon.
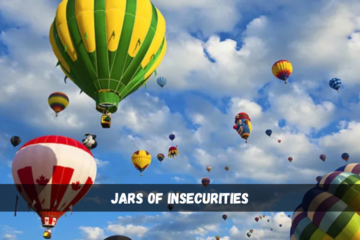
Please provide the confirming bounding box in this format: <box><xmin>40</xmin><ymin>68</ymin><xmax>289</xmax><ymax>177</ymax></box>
<box><xmin>49</xmin><ymin>0</ymin><xmax>167</xmax><ymax>114</ymax></box>
<box><xmin>291</xmin><ymin>163</ymin><xmax>360</xmax><ymax>240</ymax></box>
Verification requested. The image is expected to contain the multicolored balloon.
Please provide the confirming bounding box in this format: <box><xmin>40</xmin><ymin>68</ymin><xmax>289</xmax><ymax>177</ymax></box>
<box><xmin>222</xmin><ymin>214</ymin><xmax>227</xmax><ymax>220</ymax></box>
<box><xmin>288</xmin><ymin>157</ymin><xmax>293</xmax><ymax>162</ymax></box>
<box><xmin>131</xmin><ymin>150</ymin><xmax>151</xmax><ymax>176</ymax></box>
<box><xmin>169</xmin><ymin>134</ymin><xmax>175</xmax><ymax>141</ymax></box>
<box><xmin>168</xmin><ymin>146</ymin><xmax>178</xmax><ymax>158</ymax></box>
<box><xmin>233</xmin><ymin>112</ymin><xmax>252</xmax><ymax>143</ymax></box>
<box><xmin>290</xmin><ymin>163</ymin><xmax>360</xmax><ymax>239</ymax></box>
<box><xmin>157</xmin><ymin>153</ymin><xmax>165</xmax><ymax>163</ymax></box>
<box><xmin>265</xmin><ymin>129</ymin><xmax>272</xmax><ymax>137</ymax></box>
<box><xmin>319</xmin><ymin>154</ymin><xmax>326</xmax><ymax>161</ymax></box>
<box><xmin>272</xmin><ymin>60</ymin><xmax>293</xmax><ymax>84</ymax></box>
<box><xmin>202</xmin><ymin>177</ymin><xmax>210</xmax><ymax>187</ymax></box>
<box><xmin>342</xmin><ymin>152</ymin><xmax>349</xmax><ymax>161</ymax></box>
<box><xmin>10</xmin><ymin>136</ymin><xmax>21</xmax><ymax>147</ymax></box>
<box><xmin>215</xmin><ymin>236</ymin><xmax>220</xmax><ymax>240</ymax></box>
<box><xmin>50</xmin><ymin>0</ymin><xmax>167</xmax><ymax>121</ymax></box>
<box><xmin>206</xmin><ymin>166</ymin><xmax>211</xmax><ymax>172</ymax></box>
<box><xmin>48</xmin><ymin>92</ymin><xmax>69</xmax><ymax>117</ymax></box>
<box><xmin>329</xmin><ymin>78</ymin><xmax>342</xmax><ymax>92</ymax></box>
<box><xmin>250</xmin><ymin>229</ymin><xmax>253</xmax><ymax>233</ymax></box>
<box><xmin>157</xmin><ymin>77</ymin><xmax>167</xmax><ymax>88</ymax></box>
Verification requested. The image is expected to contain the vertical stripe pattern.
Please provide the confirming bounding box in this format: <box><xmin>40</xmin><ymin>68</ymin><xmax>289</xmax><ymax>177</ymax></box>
<box><xmin>49</xmin><ymin>0</ymin><xmax>167</xmax><ymax>114</ymax></box>
<box><xmin>291</xmin><ymin>164</ymin><xmax>360</xmax><ymax>239</ymax></box>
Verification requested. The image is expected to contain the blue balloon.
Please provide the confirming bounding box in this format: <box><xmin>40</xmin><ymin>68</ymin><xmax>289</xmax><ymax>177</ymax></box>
<box><xmin>169</xmin><ymin>134</ymin><xmax>175</xmax><ymax>141</ymax></box>
<box><xmin>265</xmin><ymin>129</ymin><xmax>272</xmax><ymax>137</ymax></box>
<box><xmin>157</xmin><ymin>77</ymin><xmax>167</xmax><ymax>88</ymax></box>
<box><xmin>329</xmin><ymin>78</ymin><xmax>341</xmax><ymax>92</ymax></box>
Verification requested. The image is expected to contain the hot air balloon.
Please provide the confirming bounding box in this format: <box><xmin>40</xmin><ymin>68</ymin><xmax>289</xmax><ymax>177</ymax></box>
<box><xmin>329</xmin><ymin>78</ymin><xmax>342</xmax><ymax>92</ymax></box>
<box><xmin>157</xmin><ymin>77</ymin><xmax>167</xmax><ymax>88</ymax></box>
<box><xmin>278</xmin><ymin>139</ymin><xmax>281</xmax><ymax>143</ymax></box>
<box><xmin>267</xmin><ymin>219</ymin><xmax>270</xmax><ymax>222</ymax></box>
<box><xmin>288</xmin><ymin>215</ymin><xmax>291</xmax><ymax>218</ymax></box>
<box><xmin>247</xmin><ymin>232</ymin><xmax>251</xmax><ymax>238</ymax></box>
<box><xmin>168</xmin><ymin>204</ymin><xmax>174</xmax><ymax>211</ymax></box>
<box><xmin>288</xmin><ymin>157</ymin><xmax>293</xmax><ymax>162</ymax></box>
<box><xmin>342</xmin><ymin>152</ymin><xmax>349</xmax><ymax>161</ymax></box>
<box><xmin>215</xmin><ymin>236</ymin><xmax>220</xmax><ymax>240</ymax></box>
<box><xmin>104</xmin><ymin>236</ymin><xmax>132</xmax><ymax>240</ymax></box>
<box><xmin>316</xmin><ymin>176</ymin><xmax>322</xmax><ymax>182</ymax></box>
<box><xmin>233</xmin><ymin>112</ymin><xmax>252</xmax><ymax>143</ymax></box>
<box><xmin>131</xmin><ymin>150</ymin><xmax>151</xmax><ymax>176</ymax></box>
<box><xmin>12</xmin><ymin>135</ymin><xmax>96</xmax><ymax>239</ymax></box>
<box><xmin>202</xmin><ymin>177</ymin><xmax>210</xmax><ymax>187</ymax></box>
<box><xmin>169</xmin><ymin>134</ymin><xmax>175</xmax><ymax>141</ymax></box>
<box><xmin>49</xmin><ymin>0</ymin><xmax>167</xmax><ymax>128</ymax></box>
<box><xmin>263</xmin><ymin>215</ymin><xmax>265</xmax><ymax>217</ymax></box>
<box><xmin>259</xmin><ymin>216</ymin><xmax>262</xmax><ymax>219</ymax></box>
<box><xmin>272</xmin><ymin>60</ymin><xmax>293</xmax><ymax>84</ymax></box>
<box><xmin>157</xmin><ymin>153</ymin><xmax>165</xmax><ymax>163</ymax></box>
<box><xmin>48</xmin><ymin>92</ymin><xmax>69</xmax><ymax>117</ymax></box>
<box><xmin>270</xmin><ymin>228</ymin><xmax>273</xmax><ymax>231</ymax></box>
<box><xmin>255</xmin><ymin>217</ymin><xmax>259</xmax><ymax>222</ymax></box>
<box><xmin>265</xmin><ymin>129</ymin><xmax>272</xmax><ymax>137</ymax></box>
<box><xmin>225</xmin><ymin>166</ymin><xmax>229</xmax><ymax>171</ymax></box>
<box><xmin>206</xmin><ymin>166</ymin><xmax>212</xmax><ymax>172</ymax></box>
<box><xmin>222</xmin><ymin>214</ymin><xmax>227</xmax><ymax>220</ymax></box>
<box><xmin>290</xmin><ymin>163</ymin><xmax>360</xmax><ymax>239</ymax></box>
<box><xmin>250</xmin><ymin>229</ymin><xmax>253</xmax><ymax>233</ymax></box>
<box><xmin>319</xmin><ymin>154</ymin><xmax>326</xmax><ymax>161</ymax></box>
<box><xmin>10</xmin><ymin>136</ymin><xmax>21</xmax><ymax>147</ymax></box>
<box><xmin>168</xmin><ymin>146</ymin><xmax>178</xmax><ymax>158</ymax></box>
<box><xmin>279</xmin><ymin>224</ymin><xmax>282</xmax><ymax>227</ymax></box>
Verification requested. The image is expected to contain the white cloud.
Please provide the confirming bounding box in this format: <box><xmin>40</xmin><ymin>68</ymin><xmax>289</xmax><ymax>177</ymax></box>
<box><xmin>79</xmin><ymin>226</ymin><xmax>105</xmax><ymax>240</ymax></box>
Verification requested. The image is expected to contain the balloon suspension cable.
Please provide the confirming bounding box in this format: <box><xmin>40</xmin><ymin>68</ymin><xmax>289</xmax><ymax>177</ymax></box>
<box><xmin>14</xmin><ymin>195</ymin><xmax>18</xmax><ymax>217</ymax></box>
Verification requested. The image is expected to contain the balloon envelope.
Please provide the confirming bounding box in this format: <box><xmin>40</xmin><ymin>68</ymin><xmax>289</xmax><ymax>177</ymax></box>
<box><xmin>12</xmin><ymin>135</ymin><xmax>96</xmax><ymax>230</ymax></box>
<box><xmin>48</xmin><ymin>92</ymin><xmax>69</xmax><ymax>117</ymax></box>
<box><xmin>272</xmin><ymin>60</ymin><xmax>293</xmax><ymax>83</ymax></box>
<box><xmin>169</xmin><ymin>134</ymin><xmax>175</xmax><ymax>141</ymax></box>
<box><xmin>10</xmin><ymin>136</ymin><xmax>21</xmax><ymax>147</ymax></box>
<box><xmin>131</xmin><ymin>150</ymin><xmax>151</xmax><ymax>175</ymax></box>
<box><xmin>157</xmin><ymin>77</ymin><xmax>167</xmax><ymax>88</ymax></box>
<box><xmin>104</xmin><ymin>236</ymin><xmax>132</xmax><ymax>240</ymax></box>
<box><xmin>50</xmin><ymin>0</ymin><xmax>167</xmax><ymax>115</ymax></box>
<box><xmin>290</xmin><ymin>163</ymin><xmax>360</xmax><ymax>239</ymax></box>
<box><xmin>342</xmin><ymin>153</ymin><xmax>350</xmax><ymax>161</ymax></box>
<box><xmin>329</xmin><ymin>78</ymin><xmax>342</xmax><ymax>91</ymax></box>
<box><xmin>265</xmin><ymin>129</ymin><xmax>272</xmax><ymax>137</ymax></box>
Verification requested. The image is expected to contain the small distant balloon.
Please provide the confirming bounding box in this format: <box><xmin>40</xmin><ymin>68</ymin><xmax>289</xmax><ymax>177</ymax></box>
<box><xmin>279</xmin><ymin>224</ymin><xmax>282</xmax><ymax>227</ymax></box>
<box><xmin>215</xmin><ymin>236</ymin><xmax>220</xmax><ymax>240</ymax></box>
<box><xmin>255</xmin><ymin>217</ymin><xmax>259</xmax><ymax>222</ymax></box>
<box><xmin>249</xmin><ymin>229</ymin><xmax>253</xmax><ymax>233</ymax></box>
<box><xmin>247</xmin><ymin>232</ymin><xmax>251</xmax><ymax>238</ymax></box>
<box><xmin>157</xmin><ymin>153</ymin><xmax>165</xmax><ymax>163</ymax></box>
<box><xmin>270</xmin><ymin>228</ymin><xmax>273</xmax><ymax>231</ymax></box>
<box><xmin>169</xmin><ymin>134</ymin><xmax>175</xmax><ymax>141</ymax></box>
<box><xmin>168</xmin><ymin>204</ymin><xmax>174</xmax><ymax>211</ymax></box>
<box><xmin>267</xmin><ymin>219</ymin><xmax>270</xmax><ymax>222</ymax></box>
<box><xmin>48</xmin><ymin>92</ymin><xmax>69</xmax><ymax>117</ymax></box>
<box><xmin>272</xmin><ymin>59</ymin><xmax>293</xmax><ymax>84</ymax></box>
<box><xmin>202</xmin><ymin>177</ymin><xmax>210</xmax><ymax>187</ymax></box>
<box><xmin>288</xmin><ymin>157</ymin><xmax>293</xmax><ymax>162</ymax></box>
<box><xmin>10</xmin><ymin>136</ymin><xmax>21</xmax><ymax>147</ymax></box>
<box><xmin>206</xmin><ymin>166</ymin><xmax>211</xmax><ymax>172</ymax></box>
<box><xmin>225</xmin><ymin>166</ymin><xmax>229</xmax><ymax>171</ymax></box>
<box><xmin>157</xmin><ymin>77</ymin><xmax>167</xmax><ymax>88</ymax></box>
<box><xmin>222</xmin><ymin>214</ymin><xmax>227</xmax><ymax>220</ymax></box>
<box><xmin>168</xmin><ymin>146</ymin><xmax>179</xmax><ymax>158</ymax></box>
<box><xmin>342</xmin><ymin>153</ymin><xmax>349</xmax><ymax>161</ymax></box>
<box><xmin>329</xmin><ymin>78</ymin><xmax>341</xmax><ymax>92</ymax></box>
<box><xmin>319</xmin><ymin>154</ymin><xmax>326</xmax><ymax>161</ymax></box>
<box><xmin>265</xmin><ymin>129</ymin><xmax>272</xmax><ymax>137</ymax></box>
<box><xmin>278</xmin><ymin>139</ymin><xmax>281</xmax><ymax>143</ymax></box>
<box><xmin>263</xmin><ymin>215</ymin><xmax>265</xmax><ymax>217</ymax></box>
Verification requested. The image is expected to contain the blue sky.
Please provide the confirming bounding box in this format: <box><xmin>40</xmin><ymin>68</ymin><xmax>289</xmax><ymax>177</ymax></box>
<box><xmin>1</xmin><ymin>0</ymin><xmax>360</xmax><ymax>239</ymax></box>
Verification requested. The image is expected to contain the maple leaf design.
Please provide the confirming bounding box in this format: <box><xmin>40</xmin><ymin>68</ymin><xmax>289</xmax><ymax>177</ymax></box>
<box><xmin>71</xmin><ymin>181</ymin><xmax>81</xmax><ymax>191</ymax></box>
<box><xmin>36</xmin><ymin>175</ymin><xmax>49</xmax><ymax>186</ymax></box>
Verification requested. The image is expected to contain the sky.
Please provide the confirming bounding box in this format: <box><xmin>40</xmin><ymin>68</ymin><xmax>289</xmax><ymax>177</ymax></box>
<box><xmin>1</xmin><ymin>0</ymin><xmax>360</xmax><ymax>239</ymax></box>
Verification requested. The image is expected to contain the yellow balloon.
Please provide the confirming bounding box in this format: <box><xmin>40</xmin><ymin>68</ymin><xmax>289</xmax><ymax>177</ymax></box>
<box><xmin>131</xmin><ymin>150</ymin><xmax>151</xmax><ymax>176</ymax></box>
<box><xmin>272</xmin><ymin>59</ymin><xmax>293</xmax><ymax>84</ymax></box>
<box><xmin>215</xmin><ymin>236</ymin><xmax>220</xmax><ymax>240</ymax></box>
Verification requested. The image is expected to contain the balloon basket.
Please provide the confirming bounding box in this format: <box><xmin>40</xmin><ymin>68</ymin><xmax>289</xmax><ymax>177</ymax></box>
<box><xmin>101</xmin><ymin>115</ymin><xmax>111</xmax><ymax>128</ymax></box>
